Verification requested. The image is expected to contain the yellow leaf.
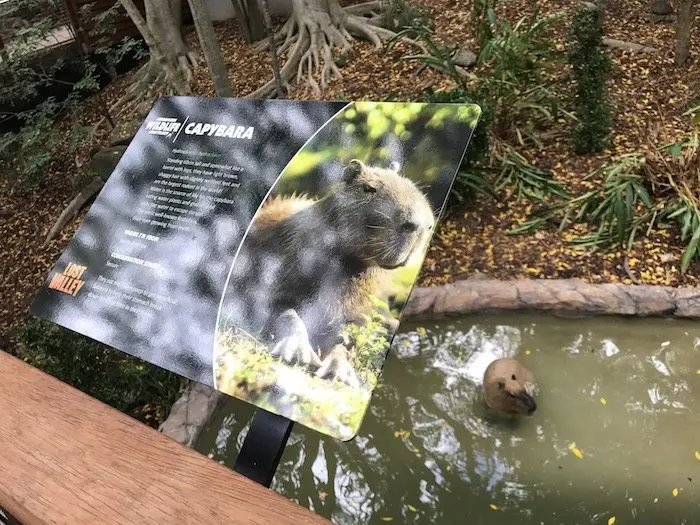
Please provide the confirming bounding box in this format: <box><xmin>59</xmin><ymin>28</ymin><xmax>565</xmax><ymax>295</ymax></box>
<box><xmin>489</xmin><ymin>504</ymin><xmax>498</xmax><ymax>511</ymax></box>
<box><xmin>380</xmin><ymin>518</ymin><xmax>393</xmax><ymax>522</ymax></box>
<box><xmin>525</xmin><ymin>349</ymin><xmax>532</xmax><ymax>355</ymax></box>
<box><xmin>446</xmin><ymin>465</ymin><xmax>452</xmax><ymax>471</ymax></box>
<box><xmin>695</xmin><ymin>451</ymin><xmax>700</xmax><ymax>461</ymax></box>
<box><xmin>653</xmin><ymin>497</ymin><xmax>659</xmax><ymax>503</ymax></box>
<box><xmin>696</xmin><ymin>369</ymin><xmax>700</xmax><ymax>374</ymax></box>
<box><xmin>600</xmin><ymin>397</ymin><xmax>607</xmax><ymax>405</ymax></box>
<box><xmin>608</xmin><ymin>517</ymin><xmax>616</xmax><ymax>525</ymax></box>
<box><xmin>407</xmin><ymin>505</ymin><xmax>417</xmax><ymax>513</ymax></box>
<box><xmin>673</xmin><ymin>488</ymin><xmax>679</xmax><ymax>497</ymax></box>
<box><xmin>568</xmin><ymin>442</ymin><xmax>584</xmax><ymax>459</ymax></box>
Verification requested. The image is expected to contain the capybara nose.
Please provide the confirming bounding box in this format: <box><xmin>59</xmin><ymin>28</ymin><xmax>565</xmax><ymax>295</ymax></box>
<box><xmin>519</xmin><ymin>391</ymin><xmax>537</xmax><ymax>415</ymax></box>
<box><xmin>401</xmin><ymin>220</ymin><xmax>419</xmax><ymax>233</ymax></box>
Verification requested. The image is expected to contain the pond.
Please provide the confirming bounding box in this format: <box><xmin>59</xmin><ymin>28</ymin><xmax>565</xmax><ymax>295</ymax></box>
<box><xmin>196</xmin><ymin>313</ymin><xmax>700</xmax><ymax>524</ymax></box>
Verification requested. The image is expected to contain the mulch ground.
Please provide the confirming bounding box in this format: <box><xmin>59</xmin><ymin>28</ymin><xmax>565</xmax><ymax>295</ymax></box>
<box><xmin>1</xmin><ymin>0</ymin><xmax>699</xmax><ymax>349</ymax></box>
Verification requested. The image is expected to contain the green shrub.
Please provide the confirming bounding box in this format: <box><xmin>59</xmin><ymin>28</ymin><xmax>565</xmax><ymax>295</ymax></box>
<box><xmin>568</xmin><ymin>7</ymin><xmax>613</xmax><ymax>154</ymax></box>
<box><xmin>15</xmin><ymin>318</ymin><xmax>187</xmax><ymax>427</ymax></box>
<box><xmin>381</xmin><ymin>0</ymin><xmax>433</xmax><ymax>35</ymax></box>
<box><xmin>0</xmin><ymin>1</ymin><xmax>142</xmax><ymax>187</ymax></box>
<box><xmin>421</xmin><ymin>88</ymin><xmax>494</xmax><ymax>203</ymax></box>
<box><xmin>477</xmin><ymin>9</ymin><xmax>568</xmax><ymax>148</ymax></box>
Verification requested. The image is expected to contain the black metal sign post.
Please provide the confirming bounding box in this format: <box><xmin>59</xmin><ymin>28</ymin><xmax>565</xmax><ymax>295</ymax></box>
<box><xmin>0</xmin><ymin>504</ymin><xmax>22</xmax><ymax>525</ymax></box>
<box><xmin>233</xmin><ymin>409</ymin><xmax>294</xmax><ymax>488</ymax></box>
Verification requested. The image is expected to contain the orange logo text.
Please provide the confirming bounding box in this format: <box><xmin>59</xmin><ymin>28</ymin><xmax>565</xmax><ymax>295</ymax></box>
<box><xmin>48</xmin><ymin>262</ymin><xmax>87</xmax><ymax>297</ymax></box>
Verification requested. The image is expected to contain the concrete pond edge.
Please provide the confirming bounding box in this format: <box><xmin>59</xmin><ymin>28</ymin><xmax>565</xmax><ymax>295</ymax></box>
<box><xmin>159</xmin><ymin>277</ymin><xmax>700</xmax><ymax>446</ymax></box>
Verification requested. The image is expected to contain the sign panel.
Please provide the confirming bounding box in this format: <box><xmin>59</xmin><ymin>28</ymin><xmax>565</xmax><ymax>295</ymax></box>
<box><xmin>31</xmin><ymin>97</ymin><xmax>480</xmax><ymax>440</ymax></box>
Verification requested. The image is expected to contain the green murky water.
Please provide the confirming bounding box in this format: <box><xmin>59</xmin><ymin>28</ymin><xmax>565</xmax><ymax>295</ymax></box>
<box><xmin>196</xmin><ymin>313</ymin><xmax>700</xmax><ymax>524</ymax></box>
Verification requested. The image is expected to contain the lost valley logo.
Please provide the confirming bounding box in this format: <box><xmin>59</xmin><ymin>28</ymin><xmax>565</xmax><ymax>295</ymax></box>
<box><xmin>48</xmin><ymin>262</ymin><xmax>87</xmax><ymax>297</ymax></box>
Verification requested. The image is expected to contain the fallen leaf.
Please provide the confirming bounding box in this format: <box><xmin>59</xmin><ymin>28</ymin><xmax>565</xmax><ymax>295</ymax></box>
<box><xmin>568</xmin><ymin>442</ymin><xmax>584</xmax><ymax>459</ymax></box>
<box><xmin>407</xmin><ymin>505</ymin><xmax>417</xmax><ymax>513</ymax></box>
<box><xmin>525</xmin><ymin>349</ymin><xmax>532</xmax><ymax>355</ymax></box>
<box><xmin>695</xmin><ymin>451</ymin><xmax>700</xmax><ymax>461</ymax></box>
<box><xmin>653</xmin><ymin>497</ymin><xmax>659</xmax><ymax>503</ymax></box>
<box><xmin>608</xmin><ymin>517</ymin><xmax>616</xmax><ymax>525</ymax></box>
<box><xmin>600</xmin><ymin>397</ymin><xmax>607</xmax><ymax>405</ymax></box>
<box><xmin>673</xmin><ymin>488</ymin><xmax>679</xmax><ymax>497</ymax></box>
<box><xmin>489</xmin><ymin>504</ymin><xmax>498</xmax><ymax>511</ymax></box>
<box><xmin>380</xmin><ymin>518</ymin><xmax>393</xmax><ymax>522</ymax></box>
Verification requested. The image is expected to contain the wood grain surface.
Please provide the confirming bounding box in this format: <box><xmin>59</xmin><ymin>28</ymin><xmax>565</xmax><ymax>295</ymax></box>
<box><xmin>0</xmin><ymin>351</ymin><xmax>331</xmax><ymax>525</ymax></box>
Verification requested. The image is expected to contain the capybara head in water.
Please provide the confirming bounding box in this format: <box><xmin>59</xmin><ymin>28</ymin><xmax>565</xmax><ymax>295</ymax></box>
<box><xmin>483</xmin><ymin>358</ymin><xmax>537</xmax><ymax>417</ymax></box>
<box><xmin>327</xmin><ymin>159</ymin><xmax>435</xmax><ymax>270</ymax></box>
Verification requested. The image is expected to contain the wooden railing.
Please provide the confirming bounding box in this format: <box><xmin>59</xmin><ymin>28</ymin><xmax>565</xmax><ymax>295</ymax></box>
<box><xmin>0</xmin><ymin>351</ymin><xmax>330</xmax><ymax>525</ymax></box>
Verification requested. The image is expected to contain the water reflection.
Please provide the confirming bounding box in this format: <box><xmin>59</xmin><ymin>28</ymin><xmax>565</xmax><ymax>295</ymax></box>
<box><xmin>197</xmin><ymin>313</ymin><xmax>700</xmax><ymax>524</ymax></box>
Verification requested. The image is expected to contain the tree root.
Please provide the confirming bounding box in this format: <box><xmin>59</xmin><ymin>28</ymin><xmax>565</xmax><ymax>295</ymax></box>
<box><xmin>248</xmin><ymin>3</ymin><xmax>430</xmax><ymax>99</ymax></box>
<box><xmin>43</xmin><ymin>176</ymin><xmax>106</xmax><ymax>246</ymax></box>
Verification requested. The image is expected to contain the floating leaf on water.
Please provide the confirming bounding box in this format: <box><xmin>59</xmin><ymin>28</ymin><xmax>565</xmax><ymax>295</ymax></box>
<box><xmin>489</xmin><ymin>504</ymin><xmax>498</xmax><ymax>511</ymax></box>
<box><xmin>407</xmin><ymin>505</ymin><xmax>417</xmax><ymax>513</ymax></box>
<box><xmin>673</xmin><ymin>488</ymin><xmax>679</xmax><ymax>497</ymax></box>
<box><xmin>600</xmin><ymin>397</ymin><xmax>607</xmax><ymax>405</ymax></box>
<box><xmin>568</xmin><ymin>442</ymin><xmax>584</xmax><ymax>459</ymax></box>
<box><xmin>608</xmin><ymin>517</ymin><xmax>616</xmax><ymax>525</ymax></box>
<box><xmin>525</xmin><ymin>349</ymin><xmax>532</xmax><ymax>355</ymax></box>
<box><xmin>416</xmin><ymin>327</ymin><xmax>427</xmax><ymax>336</ymax></box>
<box><xmin>695</xmin><ymin>451</ymin><xmax>700</xmax><ymax>461</ymax></box>
<box><xmin>696</xmin><ymin>369</ymin><xmax>700</xmax><ymax>374</ymax></box>
<box><xmin>446</xmin><ymin>465</ymin><xmax>452</xmax><ymax>471</ymax></box>
<box><xmin>653</xmin><ymin>497</ymin><xmax>659</xmax><ymax>503</ymax></box>
<box><xmin>380</xmin><ymin>518</ymin><xmax>393</xmax><ymax>522</ymax></box>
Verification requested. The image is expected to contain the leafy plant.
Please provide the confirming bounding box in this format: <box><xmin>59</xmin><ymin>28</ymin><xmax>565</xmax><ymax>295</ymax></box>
<box><xmin>422</xmin><ymin>87</ymin><xmax>494</xmax><ymax>203</ymax></box>
<box><xmin>341</xmin><ymin>307</ymin><xmax>391</xmax><ymax>387</ymax></box>
<box><xmin>380</xmin><ymin>0</ymin><xmax>433</xmax><ymax>36</ymax></box>
<box><xmin>510</xmin><ymin>135</ymin><xmax>700</xmax><ymax>273</ymax></box>
<box><xmin>0</xmin><ymin>0</ymin><xmax>139</xmax><ymax>187</ymax></box>
<box><xmin>476</xmin><ymin>9</ymin><xmax>570</xmax><ymax>147</ymax></box>
<box><xmin>473</xmin><ymin>0</ymin><xmax>498</xmax><ymax>50</ymax></box>
<box><xmin>400</xmin><ymin>8</ymin><xmax>570</xmax><ymax>208</ymax></box>
<box><xmin>646</xmin><ymin>134</ymin><xmax>700</xmax><ymax>272</ymax></box>
<box><xmin>568</xmin><ymin>6</ymin><xmax>613</xmax><ymax>154</ymax></box>
<box><xmin>388</xmin><ymin>24</ymin><xmax>470</xmax><ymax>90</ymax></box>
<box><xmin>494</xmin><ymin>142</ymin><xmax>570</xmax><ymax>203</ymax></box>
<box><xmin>15</xmin><ymin>318</ymin><xmax>187</xmax><ymax>427</ymax></box>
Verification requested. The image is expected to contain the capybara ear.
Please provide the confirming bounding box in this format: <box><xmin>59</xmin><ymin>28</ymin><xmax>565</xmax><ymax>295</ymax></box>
<box><xmin>343</xmin><ymin>159</ymin><xmax>365</xmax><ymax>182</ymax></box>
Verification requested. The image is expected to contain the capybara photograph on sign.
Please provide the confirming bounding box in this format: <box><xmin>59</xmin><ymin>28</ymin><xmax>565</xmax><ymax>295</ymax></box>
<box><xmin>213</xmin><ymin>101</ymin><xmax>480</xmax><ymax>440</ymax></box>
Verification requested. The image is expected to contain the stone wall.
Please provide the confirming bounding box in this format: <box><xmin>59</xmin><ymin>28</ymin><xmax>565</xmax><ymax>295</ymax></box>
<box><xmin>403</xmin><ymin>278</ymin><xmax>700</xmax><ymax>320</ymax></box>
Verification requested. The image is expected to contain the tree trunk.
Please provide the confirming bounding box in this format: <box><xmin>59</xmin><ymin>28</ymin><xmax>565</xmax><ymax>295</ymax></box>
<box><xmin>650</xmin><ymin>0</ymin><xmax>673</xmax><ymax>15</ymax></box>
<box><xmin>112</xmin><ymin>0</ymin><xmax>198</xmax><ymax>118</ymax></box>
<box><xmin>170</xmin><ymin>0</ymin><xmax>183</xmax><ymax>32</ymax></box>
<box><xmin>675</xmin><ymin>0</ymin><xmax>696</xmax><ymax>64</ymax></box>
<box><xmin>258</xmin><ymin>0</ymin><xmax>286</xmax><ymax>96</ymax></box>
<box><xmin>232</xmin><ymin>0</ymin><xmax>267</xmax><ymax>43</ymax></box>
<box><xmin>119</xmin><ymin>0</ymin><xmax>188</xmax><ymax>93</ymax></box>
<box><xmin>186</xmin><ymin>0</ymin><xmax>234</xmax><ymax>96</ymax></box>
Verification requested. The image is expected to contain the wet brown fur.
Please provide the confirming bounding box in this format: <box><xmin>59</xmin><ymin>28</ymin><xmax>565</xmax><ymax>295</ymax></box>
<box><xmin>483</xmin><ymin>358</ymin><xmax>537</xmax><ymax>417</ymax></box>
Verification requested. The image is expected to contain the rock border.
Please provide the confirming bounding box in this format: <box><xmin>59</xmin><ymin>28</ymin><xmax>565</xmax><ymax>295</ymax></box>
<box><xmin>159</xmin><ymin>277</ymin><xmax>700</xmax><ymax>445</ymax></box>
<box><xmin>403</xmin><ymin>277</ymin><xmax>700</xmax><ymax>320</ymax></box>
